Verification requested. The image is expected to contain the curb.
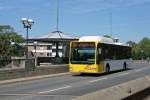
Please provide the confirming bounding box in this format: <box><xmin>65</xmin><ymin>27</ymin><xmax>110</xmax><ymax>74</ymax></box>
<box><xmin>0</xmin><ymin>72</ymin><xmax>70</xmax><ymax>85</ymax></box>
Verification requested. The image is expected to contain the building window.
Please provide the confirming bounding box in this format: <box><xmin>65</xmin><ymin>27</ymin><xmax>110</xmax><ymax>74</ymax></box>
<box><xmin>47</xmin><ymin>46</ymin><xmax>52</xmax><ymax>50</ymax></box>
<box><xmin>52</xmin><ymin>43</ymin><xmax>56</xmax><ymax>46</ymax></box>
<box><xmin>47</xmin><ymin>53</ymin><xmax>49</xmax><ymax>57</ymax></box>
<box><xmin>58</xmin><ymin>49</ymin><xmax>63</xmax><ymax>52</ymax></box>
<box><xmin>40</xmin><ymin>53</ymin><xmax>44</xmax><ymax>56</ymax></box>
<box><xmin>47</xmin><ymin>53</ymin><xmax>52</xmax><ymax>57</ymax></box>
<box><xmin>59</xmin><ymin>42</ymin><xmax>63</xmax><ymax>45</ymax></box>
<box><xmin>52</xmin><ymin>49</ymin><xmax>56</xmax><ymax>52</ymax></box>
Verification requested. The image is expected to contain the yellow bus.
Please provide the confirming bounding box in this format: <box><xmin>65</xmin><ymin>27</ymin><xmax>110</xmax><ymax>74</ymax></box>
<box><xmin>69</xmin><ymin>36</ymin><xmax>132</xmax><ymax>75</ymax></box>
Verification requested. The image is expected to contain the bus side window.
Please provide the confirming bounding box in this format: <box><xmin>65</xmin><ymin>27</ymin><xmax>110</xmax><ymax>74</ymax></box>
<box><xmin>73</xmin><ymin>49</ymin><xmax>79</xmax><ymax>60</ymax></box>
<box><xmin>98</xmin><ymin>48</ymin><xmax>102</xmax><ymax>55</ymax></box>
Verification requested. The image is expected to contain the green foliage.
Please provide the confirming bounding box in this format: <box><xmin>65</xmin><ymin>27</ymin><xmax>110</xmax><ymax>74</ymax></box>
<box><xmin>126</xmin><ymin>41</ymin><xmax>136</xmax><ymax>47</ymax></box>
<box><xmin>127</xmin><ymin>38</ymin><xmax>150</xmax><ymax>60</ymax></box>
<box><xmin>0</xmin><ymin>25</ymin><xmax>25</xmax><ymax>67</ymax></box>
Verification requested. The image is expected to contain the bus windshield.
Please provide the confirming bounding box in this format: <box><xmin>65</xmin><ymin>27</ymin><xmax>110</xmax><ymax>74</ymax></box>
<box><xmin>70</xmin><ymin>42</ymin><xmax>95</xmax><ymax>64</ymax></box>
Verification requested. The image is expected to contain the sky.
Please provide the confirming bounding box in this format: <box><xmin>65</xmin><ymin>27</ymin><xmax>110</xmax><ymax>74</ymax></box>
<box><xmin>0</xmin><ymin>0</ymin><xmax>150</xmax><ymax>43</ymax></box>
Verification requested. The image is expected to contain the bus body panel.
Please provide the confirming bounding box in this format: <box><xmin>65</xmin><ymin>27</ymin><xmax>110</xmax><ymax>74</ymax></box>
<box><xmin>104</xmin><ymin>59</ymin><xmax>132</xmax><ymax>71</ymax></box>
<box><xmin>70</xmin><ymin>63</ymin><xmax>105</xmax><ymax>74</ymax></box>
<box><xmin>97</xmin><ymin>60</ymin><xmax>105</xmax><ymax>73</ymax></box>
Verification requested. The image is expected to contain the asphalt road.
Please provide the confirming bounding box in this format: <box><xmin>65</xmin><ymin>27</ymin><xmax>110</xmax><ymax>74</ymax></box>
<box><xmin>0</xmin><ymin>62</ymin><xmax>150</xmax><ymax>100</ymax></box>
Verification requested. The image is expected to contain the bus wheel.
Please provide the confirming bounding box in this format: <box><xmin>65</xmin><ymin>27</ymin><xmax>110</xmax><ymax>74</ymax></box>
<box><xmin>123</xmin><ymin>62</ymin><xmax>127</xmax><ymax>70</ymax></box>
<box><xmin>106</xmin><ymin>64</ymin><xmax>110</xmax><ymax>73</ymax></box>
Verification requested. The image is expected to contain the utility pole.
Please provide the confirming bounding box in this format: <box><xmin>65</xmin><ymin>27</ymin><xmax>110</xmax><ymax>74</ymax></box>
<box><xmin>56</xmin><ymin>0</ymin><xmax>59</xmax><ymax>32</ymax></box>
<box><xmin>110</xmin><ymin>13</ymin><xmax>112</xmax><ymax>37</ymax></box>
<box><xmin>55</xmin><ymin>0</ymin><xmax>61</xmax><ymax>58</ymax></box>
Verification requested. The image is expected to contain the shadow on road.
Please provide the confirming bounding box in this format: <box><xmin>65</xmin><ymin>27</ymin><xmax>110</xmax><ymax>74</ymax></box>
<box><xmin>73</xmin><ymin>68</ymin><xmax>132</xmax><ymax>77</ymax></box>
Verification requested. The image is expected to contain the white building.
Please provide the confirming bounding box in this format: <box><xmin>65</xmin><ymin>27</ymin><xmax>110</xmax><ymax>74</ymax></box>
<box><xmin>28</xmin><ymin>31</ymin><xmax>78</xmax><ymax>64</ymax></box>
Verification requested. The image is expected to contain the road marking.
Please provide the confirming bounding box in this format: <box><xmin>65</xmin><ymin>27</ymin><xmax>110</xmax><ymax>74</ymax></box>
<box><xmin>135</xmin><ymin>67</ymin><xmax>150</xmax><ymax>72</ymax></box>
<box><xmin>135</xmin><ymin>69</ymin><xmax>142</xmax><ymax>72</ymax></box>
<box><xmin>38</xmin><ymin>85</ymin><xmax>72</xmax><ymax>94</ymax></box>
<box><xmin>0</xmin><ymin>93</ymin><xmax>77</xmax><ymax>97</ymax></box>
<box><xmin>119</xmin><ymin>72</ymin><xmax>129</xmax><ymax>76</ymax></box>
<box><xmin>90</xmin><ymin>77</ymin><xmax>108</xmax><ymax>83</ymax></box>
<box><xmin>12</xmin><ymin>95</ymin><xmax>33</xmax><ymax>100</ymax></box>
<box><xmin>142</xmin><ymin>67</ymin><xmax>149</xmax><ymax>70</ymax></box>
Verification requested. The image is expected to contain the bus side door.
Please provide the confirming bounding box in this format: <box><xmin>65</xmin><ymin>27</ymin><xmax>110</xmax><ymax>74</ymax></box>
<box><xmin>96</xmin><ymin>44</ymin><xmax>104</xmax><ymax>73</ymax></box>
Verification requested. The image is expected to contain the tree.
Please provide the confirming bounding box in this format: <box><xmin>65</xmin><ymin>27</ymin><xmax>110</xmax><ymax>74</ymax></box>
<box><xmin>8</xmin><ymin>32</ymin><xmax>25</xmax><ymax>57</ymax></box>
<box><xmin>0</xmin><ymin>25</ymin><xmax>25</xmax><ymax>67</ymax></box>
<box><xmin>138</xmin><ymin>37</ymin><xmax>150</xmax><ymax>59</ymax></box>
<box><xmin>126</xmin><ymin>40</ymin><xmax>137</xmax><ymax>59</ymax></box>
<box><xmin>127</xmin><ymin>37</ymin><xmax>150</xmax><ymax>60</ymax></box>
<box><xmin>126</xmin><ymin>41</ymin><xmax>136</xmax><ymax>47</ymax></box>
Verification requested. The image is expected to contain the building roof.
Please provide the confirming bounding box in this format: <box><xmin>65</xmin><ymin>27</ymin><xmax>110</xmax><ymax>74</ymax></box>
<box><xmin>30</xmin><ymin>31</ymin><xmax>78</xmax><ymax>42</ymax></box>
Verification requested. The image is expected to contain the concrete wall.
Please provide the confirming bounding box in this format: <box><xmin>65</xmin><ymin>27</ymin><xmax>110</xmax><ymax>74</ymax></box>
<box><xmin>0</xmin><ymin>65</ymin><xmax>68</xmax><ymax>81</ymax></box>
<box><xmin>73</xmin><ymin>75</ymin><xmax>150</xmax><ymax>100</ymax></box>
<box><xmin>11</xmin><ymin>57</ymin><xmax>35</xmax><ymax>71</ymax></box>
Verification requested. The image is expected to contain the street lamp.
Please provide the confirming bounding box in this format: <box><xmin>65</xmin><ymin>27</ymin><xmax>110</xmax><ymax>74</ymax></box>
<box><xmin>21</xmin><ymin>18</ymin><xmax>34</xmax><ymax>60</ymax></box>
<box><xmin>33</xmin><ymin>41</ymin><xmax>37</xmax><ymax>67</ymax></box>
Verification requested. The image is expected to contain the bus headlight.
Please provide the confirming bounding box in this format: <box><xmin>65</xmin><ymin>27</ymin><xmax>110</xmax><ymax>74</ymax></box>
<box><xmin>70</xmin><ymin>67</ymin><xmax>73</xmax><ymax>71</ymax></box>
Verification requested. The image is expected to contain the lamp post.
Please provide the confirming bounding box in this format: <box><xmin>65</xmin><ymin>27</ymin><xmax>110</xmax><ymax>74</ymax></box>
<box><xmin>21</xmin><ymin>18</ymin><xmax>34</xmax><ymax>60</ymax></box>
<box><xmin>33</xmin><ymin>41</ymin><xmax>37</xmax><ymax>67</ymax></box>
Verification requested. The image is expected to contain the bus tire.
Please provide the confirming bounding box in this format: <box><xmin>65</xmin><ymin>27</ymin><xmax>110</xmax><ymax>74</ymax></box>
<box><xmin>123</xmin><ymin>62</ymin><xmax>127</xmax><ymax>70</ymax></box>
<box><xmin>106</xmin><ymin>64</ymin><xmax>110</xmax><ymax>73</ymax></box>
